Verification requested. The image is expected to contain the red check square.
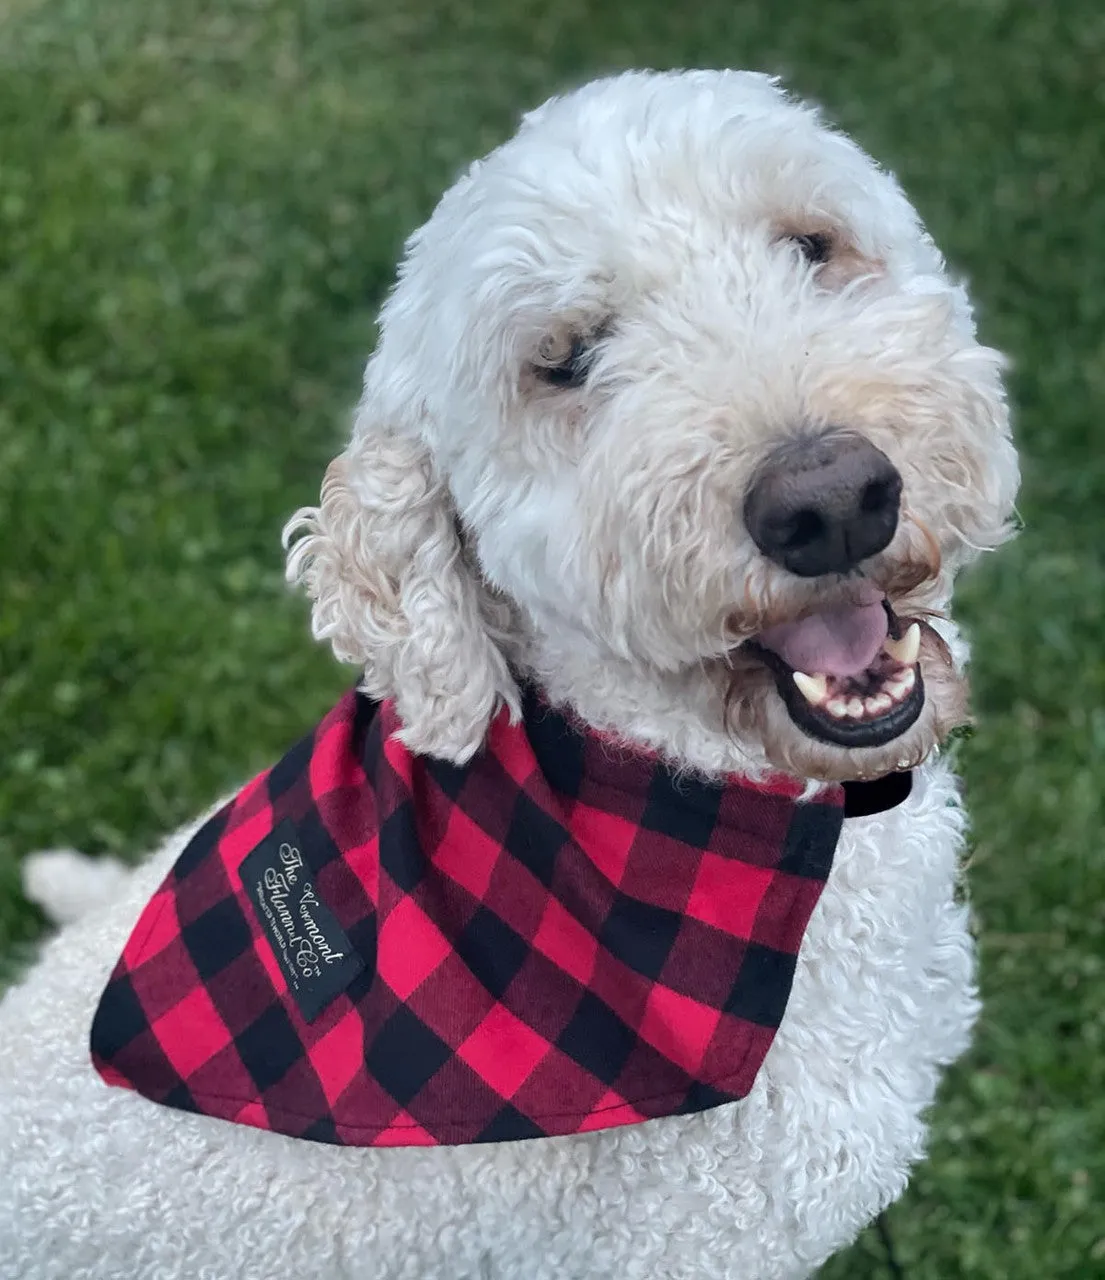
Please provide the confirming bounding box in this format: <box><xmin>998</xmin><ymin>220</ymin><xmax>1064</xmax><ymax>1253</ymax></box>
<box><xmin>122</xmin><ymin>892</ymin><xmax>179</xmax><ymax>969</ymax></box>
<box><xmin>311</xmin><ymin>1009</ymin><xmax>367</xmax><ymax>1106</ymax></box>
<box><xmin>685</xmin><ymin>853</ymin><xmax>773</xmax><ymax>937</ymax></box>
<box><xmin>570</xmin><ymin>801</ymin><xmax>639</xmax><ymax>887</ymax></box>
<box><xmin>574</xmin><ymin>1089</ymin><xmax>644</xmax><ymax>1132</ymax></box>
<box><xmin>531</xmin><ymin>895</ymin><xmax>600</xmax><ymax>986</ymax></box>
<box><xmin>487</xmin><ymin>715</ymin><xmax>540</xmax><ymax>788</ymax></box>
<box><xmin>375</xmin><ymin>1110</ymin><xmax>436</xmax><ymax>1146</ymax></box>
<box><xmin>428</xmin><ymin>805</ymin><xmax>500</xmax><ymax>900</ymax></box>
<box><xmin>377</xmin><ymin>896</ymin><xmax>452</xmax><ymax>999</ymax></box>
<box><xmin>458</xmin><ymin>1004</ymin><xmax>553</xmax><ymax>1100</ymax></box>
<box><xmin>638</xmin><ymin>983</ymin><xmax>720</xmax><ymax>1075</ymax></box>
<box><xmin>152</xmin><ymin>983</ymin><xmax>231</xmax><ymax>1080</ymax></box>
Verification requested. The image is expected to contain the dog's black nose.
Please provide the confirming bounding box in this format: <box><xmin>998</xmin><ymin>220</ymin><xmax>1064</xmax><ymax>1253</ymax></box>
<box><xmin>744</xmin><ymin>433</ymin><xmax>903</xmax><ymax>577</ymax></box>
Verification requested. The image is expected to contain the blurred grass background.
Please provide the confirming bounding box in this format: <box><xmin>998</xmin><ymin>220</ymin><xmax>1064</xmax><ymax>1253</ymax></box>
<box><xmin>0</xmin><ymin>0</ymin><xmax>1102</xmax><ymax>1275</ymax></box>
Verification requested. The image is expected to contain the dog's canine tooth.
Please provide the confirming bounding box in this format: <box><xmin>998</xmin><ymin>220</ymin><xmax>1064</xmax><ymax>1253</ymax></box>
<box><xmin>793</xmin><ymin>671</ymin><xmax>829</xmax><ymax>704</ymax></box>
<box><xmin>883</xmin><ymin>622</ymin><xmax>921</xmax><ymax>667</ymax></box>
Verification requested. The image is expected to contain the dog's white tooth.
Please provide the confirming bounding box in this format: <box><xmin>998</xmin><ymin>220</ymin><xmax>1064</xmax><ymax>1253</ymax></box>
<box><xmin>846</xmin><ymin>697</ymin><xmax>865</xmax><ymax>718</ymax></box>
<box><xmin>883</xmin><ymin>623</ymin><xmax>921</xmax><ymax>667</ymax></box>
<box><xmin>866</xmin><ymin>693</ymin><xmax>893</xmax><ymax>715</ymax></box>
<box><xmin>826</xmin><ymin>697</ymin><xmax>849</xmax><ymax>719</ymax></box>
<box><xmin>885</xmin><ymin>667</ymin><xmax>916</xmax><ymax>699</ymax></box>
<box><xmin>792</xmin><ymin>671</ymin><xmax>829</xmax><ymax>704</ymax></box>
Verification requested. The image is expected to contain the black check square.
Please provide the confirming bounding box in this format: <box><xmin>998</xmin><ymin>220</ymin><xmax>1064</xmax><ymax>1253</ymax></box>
<box><xmin>640</xmin><ymin>772</ymin><xmax>723</xmax><ymax>849</ymax></box>
<box><xmin>233</xmin><ymin>1003</ymin><xmax>304</xmax><ymax>1091</ymax></box>
<box><xmin>503</xmin><ymin>790</ymin><xmax>568</xmax><ymax>889</ymax></box>
<box><xmin>301</xmin><ymin>1116</ymin><xmax>340</xmax><ymax>1144</ymax></box>
<box><xmin>723</xmin><ymin>942</ymin><xmax>798</xmax><ymax>1027</ymax></box>
<box><xmin>350</xmin><ymin>694</ymin><xmax>381</xmax><ymax>754</ymax></box>
<box><xmin>523</xmin><ymin>688</ymin><xmax>586</xmax><ymax>799</ymax></box>
<box><xmin>779</xmin><ymin>801</ymin><xmax>843</xmax><ymax>878</ymax></box>
<box><xmin>365</xmin><ymin>1006</ymin><xmax>451</xmax><ymax>1106</ymax></box>
<box><xmin>556</xmin><ymin>991</ymin><xmax>636</xmax><ymax>1086</ymax></box>
<box><xmin>425</xmin><ymin>754</ymin><xmax>471</xmax><ymax>803</ymax></box>
<box><xmin>598</xmin><ymin>894</ymin><xmax>682</xmax><ymax>980</ymax></box>
<box><xmin>180</xmin><ymin>897</ymin><xmax>253</xmax><ymax>982</ymax></box>
<box><xmin>454</xmin><ymin>907</ymin><xmax>530</xmax><ymax>1000</ymax></box>
<box><xmin>378</xmin><ymin>800</ymin><xmax>427</xmax><ymax>892</ymax></box>
<box><xmin>342</xmin><ymin>929</ymin><xmax>377</xmax><ymax>996</ymax></box>
<box><xmin>90</xmin><ymin>973</ymin><xmax>148</xmax><ymax>1060</ymax></box>
<box><xmin>266</xmin><ymin>731</ymin><xmax>314</xmax><ymax>804</ymax></box>
<box><xmin>162</xmin><ymin>1081</ymin><xmax>199</xmax><ymax>1113</ymax></box>
<box><xmin>478</xmin><ymin>1104</ymin><xmax>547</xmax><ymax>1142</ymax></box>
<box><xmin>678</xmin><ymin>1080</ymin><xmax>732</xmax><ymax>1113</ymax></box>
<box><xmin>292</xmin><ymin>808</ymin><xmax>345</xmax><ymax>875</ymax></box>
<box><xmin>172</xmin><ymin>809</ymin><xmax>230</xmax><ymax>881</ymax></box>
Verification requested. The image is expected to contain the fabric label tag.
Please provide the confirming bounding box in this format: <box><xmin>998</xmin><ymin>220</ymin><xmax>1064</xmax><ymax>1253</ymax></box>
<box><xmin>240</xmin><ymin>819</ymin><xmax>365</xmax><ymax>1022</ymax></box>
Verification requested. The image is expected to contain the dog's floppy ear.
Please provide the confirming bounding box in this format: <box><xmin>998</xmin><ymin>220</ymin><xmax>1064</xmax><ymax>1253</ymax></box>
<box><xmin>283</xmin><ymin>398</ymin><xmax>520</xmax><ymax>764</ymax></box>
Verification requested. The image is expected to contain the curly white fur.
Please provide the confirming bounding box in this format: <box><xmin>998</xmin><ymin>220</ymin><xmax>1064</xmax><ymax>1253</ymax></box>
<box><xmin>283</xmin><ymin>428</ymin><xmax>520</xmax><ymax>762</ymax></box>
<box><xmin>0</xmin><ymin>69</ymin><xmax>1017</xmax><ymax>1280</ymax></box>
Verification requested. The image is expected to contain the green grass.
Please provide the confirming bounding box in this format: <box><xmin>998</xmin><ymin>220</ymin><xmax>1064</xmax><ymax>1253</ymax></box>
<box><xmin>1</xmin><ymin>0</ymin><xmax>1102</xmax><ymax>1274</ymax></box>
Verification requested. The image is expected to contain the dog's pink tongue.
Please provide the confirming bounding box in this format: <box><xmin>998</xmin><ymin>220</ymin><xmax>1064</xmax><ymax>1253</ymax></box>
<box><xmin>757</xmin><ymin>596</ymin><xmax>889</xmax><ymax>677</ymax></box>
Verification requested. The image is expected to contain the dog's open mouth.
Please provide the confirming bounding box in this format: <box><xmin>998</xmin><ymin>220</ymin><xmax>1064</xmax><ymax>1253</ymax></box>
<box><xmin>743</xmin><ymin>584</ymin><xmax>925</xmax><ymax>749</ymax></box>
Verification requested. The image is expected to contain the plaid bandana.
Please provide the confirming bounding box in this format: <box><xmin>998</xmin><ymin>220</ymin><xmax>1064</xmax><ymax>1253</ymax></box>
<box><xmin>91</xmin><ymin>686</ymin><xmax>848</xmax><ymax>1147</ymax></box>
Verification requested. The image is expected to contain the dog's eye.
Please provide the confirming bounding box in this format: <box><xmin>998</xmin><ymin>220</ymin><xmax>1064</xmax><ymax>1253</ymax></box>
<box><xmin>789</xmin><ymin>232</ymin><xmax>833</xmax><ymax>265</ymax></box>
<box><xmin>533</xmin><ymin>332</ymin><xmax>593</xmax><ymax>389</ymax></box>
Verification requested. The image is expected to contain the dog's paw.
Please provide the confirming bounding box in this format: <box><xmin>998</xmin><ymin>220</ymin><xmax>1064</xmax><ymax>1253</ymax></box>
<box><xmin>21</xmin><ymin>849</ymin><xmax>132</xmax><ymax>926</ymax></box>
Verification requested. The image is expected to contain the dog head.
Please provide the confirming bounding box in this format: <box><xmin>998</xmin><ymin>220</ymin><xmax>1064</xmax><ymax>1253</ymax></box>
<box><xmin>285</xmin><ymin>70</ymin><xmax>1019</xmax><ymax>783</ymax></box>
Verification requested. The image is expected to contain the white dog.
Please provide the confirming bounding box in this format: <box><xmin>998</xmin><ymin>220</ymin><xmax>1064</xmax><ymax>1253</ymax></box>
<box><xmin>0</xmin><ymin>69</ymin><xmax>1018</xmax><ymax>1280</ymax></box>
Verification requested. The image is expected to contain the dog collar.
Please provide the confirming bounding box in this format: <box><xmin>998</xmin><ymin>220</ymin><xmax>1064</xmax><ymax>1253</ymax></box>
<box><xmin>92</xmin><ymin>686</ymin><xmax>847</xmax><ymax>1147</ymax></box>
<box><xmin>841</xmin><ymin>771</ymin><xmax>914</xmax><ymax>818</ymax></box>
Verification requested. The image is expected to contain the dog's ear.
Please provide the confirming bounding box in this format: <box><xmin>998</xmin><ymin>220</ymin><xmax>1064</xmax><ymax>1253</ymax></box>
<box><xmin>283</xmin><ymin>400</ymin><xmax>520</xmax><ymax>764</ymax></box>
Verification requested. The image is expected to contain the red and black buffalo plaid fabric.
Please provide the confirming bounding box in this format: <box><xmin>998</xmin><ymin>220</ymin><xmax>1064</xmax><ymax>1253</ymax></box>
<box><xmin>91</xmin><ymin>685</ymin><xmax>846</xmax><ymax>1147</ymax></box>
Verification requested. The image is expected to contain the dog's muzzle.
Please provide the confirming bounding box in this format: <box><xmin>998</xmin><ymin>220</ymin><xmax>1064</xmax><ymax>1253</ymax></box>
<box><xmin>739</xmin><ymin>432</ymin><xmax>922</xmax><ymax>748</ymax></box>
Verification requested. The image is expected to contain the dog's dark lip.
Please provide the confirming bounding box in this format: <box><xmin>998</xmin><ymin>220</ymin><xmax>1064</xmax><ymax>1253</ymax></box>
<box><xmin>741</xmin><ymin>599</ymin><xmax>925</xmax><ymax>749</ymax></box>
